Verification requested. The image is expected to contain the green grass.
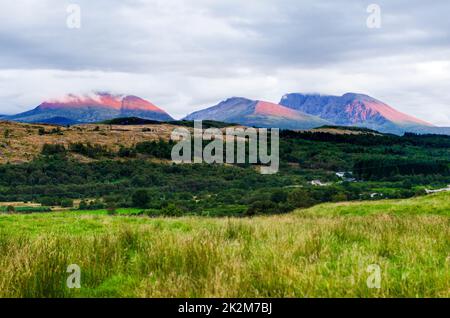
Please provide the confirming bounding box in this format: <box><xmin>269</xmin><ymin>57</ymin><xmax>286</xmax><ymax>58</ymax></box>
<box><xmin>0</xmin><ymin>193</ymin><xmax>448</xmax><ymax>298</ymax></box>
<box><xmin>0</xmin><ymin>206</ymin><xmax>52</xmax><ymax>213</ymax></box>
<box><xmin>70</xmin><ymin>208</ymin><xmax>143</xmax><ymax>216</ymax></box>
<box><xmin>302</xmin><ymin>193</ymin><xmax>450</xmax><ymax>216</ymax></box>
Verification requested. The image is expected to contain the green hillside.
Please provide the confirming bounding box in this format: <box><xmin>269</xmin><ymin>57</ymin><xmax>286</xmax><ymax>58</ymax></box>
<box><xmin>302</xmin><ymin>191</ymin><xmax>450</xmax><ymax>216</ymax></box>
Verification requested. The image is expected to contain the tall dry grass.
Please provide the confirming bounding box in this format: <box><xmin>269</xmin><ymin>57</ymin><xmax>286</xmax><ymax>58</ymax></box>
<box><xmin>0</xmin><ymin>210</ymin><xmax>448</xmax><ymax>298</ymax></box>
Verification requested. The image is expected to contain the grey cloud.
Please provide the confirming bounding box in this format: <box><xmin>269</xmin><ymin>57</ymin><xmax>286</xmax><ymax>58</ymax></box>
<box><xmin>0</xmin><ymin>0</ymin><xmax>449</xmax><ymax>124</ymax></box>
<box><xmin>2</xmin><ymin>0</ymin><xmax>448</xmax><ymax>72</ymax></box>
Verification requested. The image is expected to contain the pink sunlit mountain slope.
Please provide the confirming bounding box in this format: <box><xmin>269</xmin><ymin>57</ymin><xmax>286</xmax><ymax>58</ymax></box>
<box><xmin>6</xmin><ymin>92</ymin><xmax>173</xmax><ymax>124</ymax></box>
<box><xmin>184</xmin><ymin>97</ymin><xmax>330</xmax><ymax>129</ymax></box>
<box><xmin>280</xmin><ymin>93</ymin><xmax>438</xmax><ymax>134</ymax></box>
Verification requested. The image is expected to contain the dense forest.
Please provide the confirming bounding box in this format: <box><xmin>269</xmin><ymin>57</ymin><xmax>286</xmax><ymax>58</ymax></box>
<box><xmin>0</xmin><ymin>126</ymin><xmax>449</xmax><ymax>216</ymax></box>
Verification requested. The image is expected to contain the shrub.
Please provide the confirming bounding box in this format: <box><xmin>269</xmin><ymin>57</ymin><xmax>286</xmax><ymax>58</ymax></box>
<box><xmin>38</xmin><ymin>197</ymin><xmax>60</xmax><ymax>206</ymax></box>
<box><xmin>69</xmin><ymin>142</ymin><xmax>112</xmax><ymax>159</ymax></box>
<box><xmin>104</xmin><ymin>196</ymin><xmax>118</xmax><ymax>215</ymax></box>
<box><xmin>60</xmin><ymin>199</ymin><xmax>74</xmax><ymax>208</ymax></box>
<box><xmin>41</xmin><ymin>144</ymin><xmax>67</xmax><ymax>156</ymax></box>
<box><xmin>78</xmin><ymin>199</ymin><xmax>104</xmax><ymax>210</ymax></box>
<box><xmin>160</xmin><ymin>203</ymin><xmax>183</xmax><ymax>217</ymax></box>
<box><xmin>6</xmin><ymin>205</ymin><xmax>15</xmax><ymax>213</ymax></box>
<box><xmin>134</xmin><ymin>140</ymin><xmax>174</xmax><ymax>159</ymax></box>
<box><xmin>270</xmin><ymin>190</ymin><xmax>288</xmax><ymax>203</ymax></box>
<box><xmin>118</xmin><ymin>146</ymin><xmax>137</xmax><ymax>158</ymax></box>
<box><xmin>287</xmin><ymin>189</ymin><xmax>316</xmax><ymax>209</ymax></box>
<box><xmin>331</xmin><ymin>193</ymin><xmax>348</xmax><ymax>202</ymax></box>
<box><xmin>245</xmin><ymin>200</ymin><xmax>277</xmax><ymax>216</ymax></box>
<box><xmin>107</xmin><ymin>206</ymin><xmax>117</xmax><ymax>216</ymax></box>
<box><xmin>89</xmin><ymin>200</ymin><xmax>105</xmax><ymax>210</ymax></box>
<box><xmin>132</xmin><ymin>190</ymin><xmax>151</xmax><ymax>208</ymax></box>
<box><xmin>79</xmin><ymin>200</ymin><xmax>89</xmax><ymax>210</ymax></box>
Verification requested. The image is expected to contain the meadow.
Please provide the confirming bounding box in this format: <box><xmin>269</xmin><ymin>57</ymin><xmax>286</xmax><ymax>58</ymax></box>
<box><xmin>0</xmin><ymin>192</ymin><xmax>448</xmax><ymax>298</ymax></box>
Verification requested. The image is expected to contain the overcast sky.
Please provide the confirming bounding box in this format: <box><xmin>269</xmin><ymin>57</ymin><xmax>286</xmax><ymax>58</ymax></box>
<box><xmin>0</xmin><ymin>0</ymin><xmax>449</xmax><ymax>125</ymax></box>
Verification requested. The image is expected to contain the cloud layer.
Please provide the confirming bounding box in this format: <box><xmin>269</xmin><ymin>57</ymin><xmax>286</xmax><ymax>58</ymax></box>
<box><xmin>0</xmin><ymin>0</ymin><xmax>449</xmax><ymax>124</ymax></box>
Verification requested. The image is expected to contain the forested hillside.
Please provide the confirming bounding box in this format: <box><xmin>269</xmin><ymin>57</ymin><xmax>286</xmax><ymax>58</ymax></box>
<box><xmin>0</xmin><ymin>121</ymin><xmax>449</xmax><ymax>216</ymax></box>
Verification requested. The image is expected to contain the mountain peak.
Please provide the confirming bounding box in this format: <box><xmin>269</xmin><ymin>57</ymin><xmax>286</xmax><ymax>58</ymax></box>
<box><xmin>221</xmin><ymin>97</ymin><xmax>254</xmax><ymax>105</ymax></box>
<box><xmin>184</xmin><ymin>97</ymin><xmax>329</xmax><ymax>129</ymax></box>
<box><xmin>7</xmin><ymin>92</ymin><xmax>173</xmax><ymax>124</ymax></box>
<box><xmin>280</xmin><ymin>92</ymin><xmax>434</xmax><ymax>133</ymax></box>
<box><xmin>40</xmin><ymin>92</ymin><xmax>122</xmax><ymax>110</ymax></box>
<box><xmin>121</xmin><ymin>95</ymin><xmax>165</xmax><ymax>113</ymax></box>
<box><xmin>40</xmin><ymin>92</ymin><xmax>165</xmax><ymax>113</ymax></box>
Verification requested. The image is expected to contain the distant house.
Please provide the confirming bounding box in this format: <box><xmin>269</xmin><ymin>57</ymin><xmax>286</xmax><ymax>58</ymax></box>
<box><xmin>336</xmin><ymin>172</ymin><xmax>346</xmax><ymax>178</ymax></box>
<box><xmin>310</xmin><ymin>180</ymin><xmax>332</xmax><ymax>187</ymax></box>
<box><xmin>336</xmin><ymin>171</ymin><xmax>356</xmax><ymax>182</ymax></box>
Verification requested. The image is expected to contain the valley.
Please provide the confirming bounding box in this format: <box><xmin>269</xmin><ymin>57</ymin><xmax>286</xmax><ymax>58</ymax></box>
<box><xmin>0</xmin><ymin>118</ymin><xmax>449</xmax><ymax>218</ymax></box>
<box><xmin>0</xmin><ymin>117</ymin><xmax>448</xmax><ymax>299</ymax></box>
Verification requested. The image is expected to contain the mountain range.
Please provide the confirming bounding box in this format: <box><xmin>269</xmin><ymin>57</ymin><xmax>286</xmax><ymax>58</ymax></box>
<box><xmin>183</xmin><ymin>97</ymin><xmax>329</xmax><ymax>129</ymax></box>
<box><xmin>185</xmin><ymin>93</ymin><xmax>449</xmax><ymax>135</ymax></box>
<box><xmin>3</xmin><ymin>92</ymin><xmax>173</xmax><ymax>124</ymax></box>
<box><xmin>278</xmin><ymin>93</ymin><xmax>438</xmax><ymax>135</ymax></box>
<box><xmin>1</xmin><ymin>91</ymin><xmax>449</xmax><ymax>135</ymax></box>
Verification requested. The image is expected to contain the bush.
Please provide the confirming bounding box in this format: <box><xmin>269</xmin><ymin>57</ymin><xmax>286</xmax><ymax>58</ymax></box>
<box><xmin>79</xmin><ymin>200</ymin><xmax>89</xmax><ymax>210</ymax></box>
<box><xmin>160</xmin><ymin>203</ymin><xmax>183</xmax><ymax>217</ymax></box>
<box><xmin>41</xmin><ymin>144</ymin><xmax>67</xmax><ymax>156</ymax></box>
<box><xmin>107</xmin><ymin>206</ymin><xmax>117</xmax><ymax>215</ymax></box>
<box><xmin>287</xmin><ymin>189</ymin><xmax>316</xmax><ymax>209</ymax></box>
<box><xmin>38</xmin><ymin>197</ymin><xmax>60</xmax><ymax>206</ymax></box>
<box><xmin>69</xmin><ymin>143</ymin><xmax>112</xmax><ymax>159</ymax></box>
<box><xmin>245</xmin><ymin>200</ymin><xmax>277</xmax><ymax>216</ymax></box>
<box><xmin>271</xmin><ymin>190</ymin><xmax>288</xmax><ymax>203</ymax></box>
<box><xmin>331</xmin><ymin>193</ymin><xmax>348</xmax><ymax>202</ymax></box>
<box><xmin>132</xmin><ymin>190</ymin><xmax>151</xmax><ymax>208</ymax></box>
<box><xmin>105</xmin><ymin>195</ymin><xmax>118</xmax><ymax>215</ymax></box>
<box><xmin>78</xmin><ymin>199</ymin><xmax>105</xmax><ymax>210</ymax></box>
<box><xmin>118</xmin><ymin>146</ymin><xmax>137</xmax><ymax>158</ymax></box>
<box><xmin>60</xmin><ymin>199</ymin><xmax>74</xmax><ymax>208</ymax></box>
<box><xmin>135</xmin><ymin>140</ymin><xmax>174</xmax><ymax>159</ymax></box>
<box><xmin>89</xmin><ymin>200</ymin><xmax>105</xmax><ymax>210</ymax></box>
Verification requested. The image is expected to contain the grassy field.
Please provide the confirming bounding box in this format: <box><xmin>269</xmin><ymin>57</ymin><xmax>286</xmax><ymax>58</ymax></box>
<box><xmin>0</xmin><ymin>193</ymin><xmax>448</xmax><ymax>298</ymax></box>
